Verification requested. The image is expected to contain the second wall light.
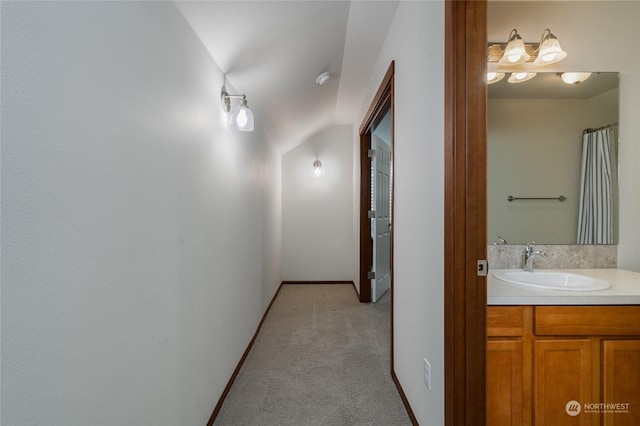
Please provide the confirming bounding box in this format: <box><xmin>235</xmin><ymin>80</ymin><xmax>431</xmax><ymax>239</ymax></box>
<box><xmin>313</xmin><ymin>159</ymin><xmax>323</xmax><ymax>177</ymax></box>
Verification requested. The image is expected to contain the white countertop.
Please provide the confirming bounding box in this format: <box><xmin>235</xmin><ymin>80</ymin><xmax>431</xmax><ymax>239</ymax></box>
<box><xmin>488</xmin><ymin>268</ymin><xmax>640</xmax><ymax>305</ymax></box>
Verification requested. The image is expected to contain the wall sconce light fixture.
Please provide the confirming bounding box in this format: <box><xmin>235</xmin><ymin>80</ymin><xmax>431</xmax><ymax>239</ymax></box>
<box><xmin>221</xmin><ymin>87</ymin><xmax>254</xmax><ymax>132</ymax></box>
<box><xmin>488</xmin><ymin>28</ymin><xmax>567</xmax><ymax>67</ymax></box>
<box><xmin>313</xmin><ymin>159</ymin><xmax>323</xmax><ymax>177</ymax></box>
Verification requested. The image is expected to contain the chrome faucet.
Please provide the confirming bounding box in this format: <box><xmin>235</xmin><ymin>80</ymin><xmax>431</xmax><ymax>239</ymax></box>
<box><xmin>523</xmin><ymin>241</ymin><xmax>546</xmax><ymax>272</ymax></box>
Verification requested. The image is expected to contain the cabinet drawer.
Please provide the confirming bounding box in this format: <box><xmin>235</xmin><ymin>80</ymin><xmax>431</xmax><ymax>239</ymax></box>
<box><xmin>488</xmin><ymin>306</ymin><xmax>527</xmax><ymax>337</ymax></box>
<box><xmin>535</xmin><ymin>306</ymin><xmax>640</xmax><ymax>336</ymax></box>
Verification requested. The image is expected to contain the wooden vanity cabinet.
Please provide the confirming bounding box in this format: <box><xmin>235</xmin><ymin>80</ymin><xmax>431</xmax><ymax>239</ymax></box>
<box><xmin>487</xmin><ymin>305</ymin><xmax>640</xmax><ymax>426</ymax></box>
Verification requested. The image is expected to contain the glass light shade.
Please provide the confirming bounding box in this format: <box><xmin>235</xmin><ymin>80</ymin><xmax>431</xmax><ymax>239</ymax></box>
<box><xmin>313</xmin><ymin>160</ymin><xmax>323</xmax><ymax>177</ymax></box>
<box><xmin>561</xmin><ymin>72</ymin><xmax>592</xmax><ymax>85</ymax></box>
<box><xmin>487</xmin><ymin>72</ymin><xmax>505</xmax><ymax>84</ymax></box>
<box><xmin>499</xmin><ymin>38</ymin><xmax>530</xmax><ymax>65</ymax></box>
<box><xmin>508</xmin><ymin>72</ymin><xmax>537</xmax><ymax>84</ymax></box>
<box><xmin>228</xmin><ymin>104</ymin><xmax>254</xmax><ymax>131</ymax></box>
<box><xmin>533</xmin><ymin>38</ymin><xmax>567</xmax><ymax>65</ymax></box>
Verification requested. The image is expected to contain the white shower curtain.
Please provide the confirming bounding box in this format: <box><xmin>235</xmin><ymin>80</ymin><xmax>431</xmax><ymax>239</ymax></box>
<box><xmin>577</xmin><ymin>128</ymin><xmax>613</xmax><ymax>244</ymax></box>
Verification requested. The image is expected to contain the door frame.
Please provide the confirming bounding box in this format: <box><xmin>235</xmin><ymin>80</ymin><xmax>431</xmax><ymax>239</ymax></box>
<box><xmin>359</xmin><ymin>61</ymin><xmax>395</xmax><ymax>306</ymax></box>
<box><xmin>444</xmin><ymin>1</ymin><xmax>488</xmax><ymax>425</ymax></box>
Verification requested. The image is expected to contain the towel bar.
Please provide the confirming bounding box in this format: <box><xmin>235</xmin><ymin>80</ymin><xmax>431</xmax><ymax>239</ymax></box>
<box><xmin>507</xmin><ymin>195</ymin><xmax>567</xmax><ymax>202</ymax></box>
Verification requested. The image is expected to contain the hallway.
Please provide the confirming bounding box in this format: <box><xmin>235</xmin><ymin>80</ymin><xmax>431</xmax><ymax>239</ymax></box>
<box><xmin>1</xmin><ymin>2</ymin><xmax>447</xmax><ymax>424</ymax></box>
<box><xmin>214</xmin><ymin>285</ymin><xmax>411</xmax><ymax>425</ymax></box>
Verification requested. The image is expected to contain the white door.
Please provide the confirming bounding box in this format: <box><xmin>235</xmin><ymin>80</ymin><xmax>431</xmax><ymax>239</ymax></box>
<box><xmin>371</xmin><ymin>135</ymin><xmax>392</xmax><ymax>302</ymax></box>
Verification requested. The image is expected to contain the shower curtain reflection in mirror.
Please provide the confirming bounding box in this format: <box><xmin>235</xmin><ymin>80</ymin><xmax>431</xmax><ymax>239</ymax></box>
<box><xmin>577</xmin><ymin>127</ymin><xmax>616</xmax><ymax>244</ymax></box>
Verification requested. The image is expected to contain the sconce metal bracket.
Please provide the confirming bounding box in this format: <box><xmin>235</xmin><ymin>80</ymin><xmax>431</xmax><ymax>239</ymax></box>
<box><xmin>221</xmin><ymin>87</ymin><xmax>230</xmax><ymax>112</ymax></box>
<box><xmin>221</xmin><ymin>86</ymin><xmax>247</xmax><ymax>113</ymax></box>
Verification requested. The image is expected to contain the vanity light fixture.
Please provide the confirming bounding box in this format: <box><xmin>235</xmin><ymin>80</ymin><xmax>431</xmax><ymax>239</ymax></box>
<box><xmin>488</xmin><ymin>28</ymin><xmax>567</xmax><ymax>67</ymax></box>
<box><xmin>221</xmin><ymin>86</ymin><xmax>254</xmax><ymax>132</ymax></box>
<box><xmin>487</xmin><ymin>72</ymin><xmax>506</xmax><ymax>84</ymax></box>
<box><xmin>533</xmin><ymin>29</ymin><xmax>567</xmax><ymax>66</ymax></box>
<box><xmin>313</xmin><ymin>159</ymin><xmax>323</xmax><ymax>177</ymax></box>
<box><xmin>508</xmin><ymin>72</ymin><xmax>537</xmax><ymax>84</ymax></box>
<box><xmin>560</xmin><ymin>72</ymin><xmax>592</xmax><ymax>85</ymax></box>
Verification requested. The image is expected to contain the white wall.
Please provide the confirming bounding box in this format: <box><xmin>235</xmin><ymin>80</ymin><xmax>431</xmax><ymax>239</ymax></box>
<box><xmin>488</xmin><ymin>1</ymin><xmax>640</xmax><ymax>271</ymax></box>
<box><xmin>354</xmin><ymin>1</ymin><xmax>445</xmax><ymax>424</ymax></box>
<box><xmin>0</xmin><ymin>2</ymin><xmax>281</xmax><ymax>425</ymax></box>
<box><xmin>282</xmin><ymin>126</ymin><xmax>353</xmax><ymax>281</ymax></box>
<box><xmin>262</xmin><ymin>140</ymin><xmax>283</xmax><ymax>304</ymax></box>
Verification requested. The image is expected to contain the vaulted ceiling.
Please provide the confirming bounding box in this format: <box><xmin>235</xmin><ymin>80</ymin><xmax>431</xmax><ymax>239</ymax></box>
<box><xmin>175</xmin><ymin>1</ymin><xmax>399</xmax><ymax>153</ymax></box>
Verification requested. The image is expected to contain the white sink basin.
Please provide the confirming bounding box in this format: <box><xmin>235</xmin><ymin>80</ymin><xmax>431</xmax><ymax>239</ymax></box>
<box><xmin>492</xmin><ymin>270</ymin><xmax>611</xmax><ymax>292</ymax></box>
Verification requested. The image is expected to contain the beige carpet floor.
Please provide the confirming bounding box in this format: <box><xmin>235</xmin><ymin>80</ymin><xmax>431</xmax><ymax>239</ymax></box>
<box><xmin>213</xmin><ymin>284</ymin><xmax>412</xmax><ymax>425</ymax></box>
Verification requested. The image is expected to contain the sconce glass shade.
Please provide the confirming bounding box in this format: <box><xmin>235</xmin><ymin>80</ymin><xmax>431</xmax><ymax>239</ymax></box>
<box><xmin>313</xmin><ymin>159</ymin><xmax>323</xmax><ymax>177</ymax></box>
<box><xmin>533</xmin><ymin>35</ymin><xmax>567</xmax><ymax>65</ymax></box>
<box><xmin>229</xmin><ymin>101</ymin><xmax>254</xmax><ymax>132</ymax></box>
<box><xmin>508</xmin><ymin>72</ymin><xmax>537</xmax><ymax>84</ymax></box>
<box><xmin>561</xmin><ymin>72</ymin><xmax>592</xmax><ymax>85</ymax></box>
<box><xmin>221</xmin><ymin>87</ymin><xmax>255</xmax><ymax>132</ymax></box>
<box><xmin>498</xmin><ymin>30</ymin><xmax>530</xmax><ymax>65</ymax></box>
<box><xmin>487</xmin><ymin>72</ymin><xmax>506</xmax><ymax>84</ymax></box>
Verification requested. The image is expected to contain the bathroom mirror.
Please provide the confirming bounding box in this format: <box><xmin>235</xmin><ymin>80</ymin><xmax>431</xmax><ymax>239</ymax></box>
<box><xmin>488</xmin><ymin>72</ymin><xmax>619</xmax><ymax>245</ymax></box>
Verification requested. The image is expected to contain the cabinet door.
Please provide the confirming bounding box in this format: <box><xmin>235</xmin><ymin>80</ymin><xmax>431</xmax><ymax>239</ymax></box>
<box><xmin>535</xmin><ymin>339</ymin><xmax>596</xmax><ymax>426</ymax></box>
<box><xmin>603</xmin><ymin>340</ymin><xmax>640</xmax><ymax>426</ymax></box>
<box><xmin>487</xmin><ymin>339</ymin><xmax>524</xmax><ymax>426</ymax></box>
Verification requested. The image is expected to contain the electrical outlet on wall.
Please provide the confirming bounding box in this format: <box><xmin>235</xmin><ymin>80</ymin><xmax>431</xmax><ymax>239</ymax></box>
<box><xmin>423</xmin><ymin>358</ymin><xmax>431</xmax><ymax>390</ymax></box>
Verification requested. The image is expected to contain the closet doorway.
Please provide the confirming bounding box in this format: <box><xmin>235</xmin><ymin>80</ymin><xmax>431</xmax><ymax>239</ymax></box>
<box><xmin>359</xmin><ymin>61</ymin><xmax>394</xmax><ymax>306</ymax></box>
